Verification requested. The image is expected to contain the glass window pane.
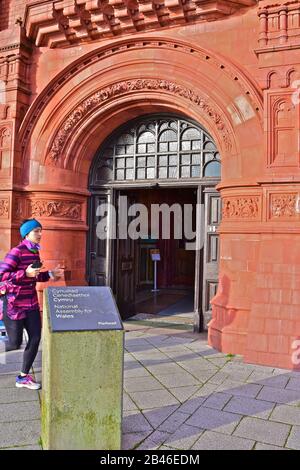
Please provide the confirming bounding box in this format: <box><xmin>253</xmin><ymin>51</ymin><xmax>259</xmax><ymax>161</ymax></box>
<box><xmin>147</xmin><ymin>156</ymin><xmax>155</xmax><ymax>166</ymax></box>
<box><xmin>181</xmin><ymin>127</ymin><xmax>201</xmax><ymax>140</ymax></box>
<box><xmin>116</xmin><ymin>145</ymin><xmax>125</xmax><ymax>155</ymax></box>
<box><xmin>203</xmin><ymin>153</ymin><xmax>214</xmax><ymax>164</ymax></box>
<box><xmin>147</xmin><ymin>168</ymin><xmax>155</xmax><ymax>179</ymax></box>
<box><xmin>169</xmin><ymin>141</ymin><xmax>178</xmax><ymax>152</ymax></box>
<box><xmin>181</xmin><ymin>166</ymin><xmax>190</xmax><ymax>178</ymax></box>
<box><xmin>169</xmin><ymin>155</ymin><xmax>177</xmax><ymax>166</ymax></box>
<box><xmin>169</xmin><ymin>167</ymin><xmax>178</xmax><ymax>178</ymax></box>
<box><xmin>192</xmin><ymin>154</ymin><xmax>201</xmax><ymax>165</ymax></box>
<box><xmin>204</xmin><ymin>161</ymin><xmax>221</xmax><ymax>177</ymax></box>
<box><xmin>137</xmin><ymin>157</ymin><xmax>146</xmax><ymax>167</ymax></box>
<box><xmin>181</xmin><ymin>141</ymin><xmax>191</xmax><ymax>151</ymax></box>
<box><xmin>138</xmin><ymin>131</ymin><xmax>155</xmax><ymax>143</ymax></box>
<box><xmin>203</xmin><ymin>140</ymin><xmax>216</xmax><ymax>151</ymax></box>
<box><xmin>147</xmin><ymin>143</ymin><xmax>155</xmax><ymax>153</ymax></box>
<box><xmin>137</xmin><ymin>168</ymin><xmax>145</xmax><ymax>179</ymax></box>
<box><xmin>159</xmin><ymin>167</ymin><xmax>168</xmax><ymax>179</ymax></box>
<box><xmin>181</xmin><ymin>154</ymin><xmax>190</xmax><ymax>165</ymax></box>
<box><xmin>159</xmin><ymin>129</ymin><xmax>177</xmax><ymax>142</ymax></box>
<box><xmin>125</xmin><ymin>144</ymin><xmax>134</xmax><ymax>154</ymax></box>
<box><xmin>159</xmin><ymin>142</ymin><xmax>168</xmax><ymax>152</ymax></box>
<box><xmin>192</xmin><ymin>140</ymin><xmax>201</xmax><ymax>150</ymax></box>
<box><xmin>116</xmin><ymin>158</ymin><xmax>125</xmax><ymax>168</ymax></box>
<box><xmin>137</xmin><ymin>144</ymin><xmax>146</xmax><ymax>154</ymax></box>
<box><xmin>125</xmin><ymin>169</ymin><xmax>134</xmax><ymax>180</ymax></box>
<box><xmin>126</xmin><ymin>157</ymin><xmax>133</xmax><ymax>168</ymax></box>
<box><xmin>191</xmin><ymin>166</ymin><xmax>200</xmax><ymax>177</ymax></box>
<box><xmin>116</xmin><ymin>169</ymin><xmax>124</xmax><ymax>180</ymax></box>
<box><xmin>159</xmin><ymin>155</ymin><xmax>168</xmax><ymax>166</ymax></box>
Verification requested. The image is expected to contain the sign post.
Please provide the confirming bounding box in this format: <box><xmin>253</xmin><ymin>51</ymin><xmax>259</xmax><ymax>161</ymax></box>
<box><xmin>41</xmin><ymin>286</ymin><xmax>124</xmax><ymax>450</ymax></box>
<box><xmin>150</xmin><ymin>249</ymin><xmax>160</xmax><ymax>293</ymax></box>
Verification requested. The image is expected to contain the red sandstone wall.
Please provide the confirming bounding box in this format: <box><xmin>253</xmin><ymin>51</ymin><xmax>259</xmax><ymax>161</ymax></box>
<box><xmin>0</xmin><ymin>0</ymin><xmax>300</xmax><ymax>369</ymax></box>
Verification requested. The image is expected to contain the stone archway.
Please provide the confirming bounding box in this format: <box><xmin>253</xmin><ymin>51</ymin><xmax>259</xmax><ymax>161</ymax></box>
<box><xmin>15</xmin><ymin>37</ymin><xmax>265</xmax><ymax>363</ymax></box>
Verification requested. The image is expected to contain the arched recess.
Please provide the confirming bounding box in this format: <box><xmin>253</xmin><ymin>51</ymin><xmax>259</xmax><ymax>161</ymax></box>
<box><xmin>18</xmin><ymin>37</ymin><xmax>263</xmax><ymax>190</ymax></box>
<box><xmin>15</xmin><ymin>38</ymin><xmax>264</xmax><ymax>339</ymax></box>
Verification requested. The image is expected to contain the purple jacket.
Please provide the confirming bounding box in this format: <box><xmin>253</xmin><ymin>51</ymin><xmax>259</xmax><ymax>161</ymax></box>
<box><xmin>0</xmin><ymin>241</ymin><xmax>50</xmax><ymax>320</ymax></box>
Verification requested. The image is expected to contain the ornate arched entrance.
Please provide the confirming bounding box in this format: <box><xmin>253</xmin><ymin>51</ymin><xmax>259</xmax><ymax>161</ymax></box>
<box><xmin>88</xmin><ymin>113</ymin><xmax>221</xmax><ymax>330</ymax></box>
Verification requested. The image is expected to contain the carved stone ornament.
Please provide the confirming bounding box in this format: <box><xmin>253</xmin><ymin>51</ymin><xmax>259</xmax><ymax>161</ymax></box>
<box><xmin>0</xmin><ymin>199</ymin><xmax>9</xmax><ymax>218</ymax></box>
<box><xmin>222</xmin><ymin>196</ymin><xmax>260</xmax><ymax>220</ymax></box>
<box><xmin>270</xmin><ymin>193</ymin><xmax>297</xmax><ymax>218</ymax></box>
<box><xmin>47</xmin><ymin>78</ymin><xmax>232</xmax><ymax>165</ymax></box>
<box><xmin>30</xmin><ymin>200</ymin><xmax>82</xmax><ymax>220</ymax></box>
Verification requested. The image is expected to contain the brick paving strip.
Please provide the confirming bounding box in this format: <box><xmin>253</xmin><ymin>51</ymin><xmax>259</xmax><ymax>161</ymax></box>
<box><xmin>0</xmin><ymin>323</ymin><xmax>300</xmax><ymax>450</ymax></box>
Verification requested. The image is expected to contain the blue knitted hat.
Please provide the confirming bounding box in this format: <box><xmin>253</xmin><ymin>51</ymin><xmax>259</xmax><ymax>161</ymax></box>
<box><xmin>20</xmin><ymin>219</ymin><xmax>42</xmax><ymax>238</ymax></box>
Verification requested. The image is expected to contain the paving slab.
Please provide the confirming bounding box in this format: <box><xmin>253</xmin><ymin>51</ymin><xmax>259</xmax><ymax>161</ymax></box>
<box><xmin>202</xmin><ymin>392</ymin><xmax>232</xmax><ymax>411</ymax></box>
<box><xmin>168</xmin><ymin>385</ymin><xmax>201</xmax><ymax>403</ymax></box>
<box><xmin>256</xmin><ymin>386</ymin><xmax>300</xmax><ymax>406</ymax></box>
<box><xmin>224</xmin><ymin>396</ymin><xmax>275</xmax><ymax>419</ymax></box>
<box><xmin>285</xmin><ymin>425</ymin><xmax>300</xmax><ymax>450</ymax></box>
<box><xmin>164</xmin><ymin>424</ymin><xmax>204</xmax><ymax>450</ymax></box>
<box><xmin>185</xmin><ymin>406</ymin><xmax>243</xmax><ymax>435</ymax></box>
<box><xmin>129</xmin><ymin>389</ymin><xmax>180</xmax><ymax>409</ymax></box>
<box><xmin>0</xmin><ymin>401</ymin><xmax>40</xmax><ymax>423</ymax></box>
<box><xmin>155</xmin><ymin>372</ymin><xmax>200</xmax><ymax>389</ymax></box>
<box><xmin>122</xmin><ymin>411</ymin><xmax>153</xmax><ymax>433</ymax></box>
<box><xmin>285</xmin><ymin>378</ymin><xmax>300</xmax><ymax>391</ymax></box>
<box><xmin>136</xmin><ymin>430</ymin><xmax>170</xmax><ymax>450</ymax></box>
<box><xmin>0</xmin><ymin>388</ymin><xmax>39</xmax><ymax>404</ymax></box>
<box><xmin>254</xmin><ymin>443</ymin><xmax>287</xmax><ymax>450</ymax></box>
<box><xmin>192</xmin><ymin>430</ymin><xmax>255</xmax><ymax>450</ymax></box>
<box><xmin>269</xmin><ymin>405</ymin><xmax>300</xmax><ymax>426</ymax></box>
<box><xmin>142</xmin><ymin>405</ymin><xmax>180</xmax><ymax>428</ymax></box>
<box><xmin>124</xmin><ymin>376</ymin><xmax>164</xmax><ymax>392</ymax></box>
<box><xmin>122</xmin><ymin>432</ymin><xmax>152</xmax><ymax>450</ymax></box>
<box><xmin>233</xmin><ymin>417</ymin><xmax>291</xmax><ymax>447</ymax></box>
<box><xmin>0</xmin><ymin>420</ymin><xmax>40</xmax><ymax>448</ymax></box>
<box><xmin>158</xmin><ymin>411</ymin><xmax>189</xmax><ymax>433</ymax></box>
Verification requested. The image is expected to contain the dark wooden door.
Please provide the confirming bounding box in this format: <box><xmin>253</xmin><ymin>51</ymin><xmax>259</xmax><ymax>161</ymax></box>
<box><xmin>115</xmin><ymin>191</ymin><xmax>136</xmax><ymax>317</ymax></box>
<box><xmin>202</xmin><ymin>188</ymin><xmax>221</xmax><ymax>329</ymax></box>
<box><xmin>88</xmin><ymin>191</ymin><xmax>113</xmax><ymax>287</ymax></box>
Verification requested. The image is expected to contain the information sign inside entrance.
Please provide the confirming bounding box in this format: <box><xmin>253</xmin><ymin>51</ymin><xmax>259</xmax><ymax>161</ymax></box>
<box><xmin>150</xmin><ymin>249</ymin><xmax>161</xmax><ymax>261</ymax></box>
<box><xmin>46</xmin><ymin>286</ymin><xmax>123</xmax><ymax>332</ymax></box>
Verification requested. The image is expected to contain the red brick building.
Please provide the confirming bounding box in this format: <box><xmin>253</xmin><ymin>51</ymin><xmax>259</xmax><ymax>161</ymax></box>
<box><xmin>1</xmin><ymin>0</ymin><xmax>300</xmax><ymax>370</ymax></box>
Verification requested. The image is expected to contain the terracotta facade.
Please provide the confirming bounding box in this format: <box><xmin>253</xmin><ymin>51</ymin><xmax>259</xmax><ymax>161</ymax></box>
<box><xmin>1</xmin><ymin>0</ymin><xmax>300</xmax><ymax>369</ymax></box>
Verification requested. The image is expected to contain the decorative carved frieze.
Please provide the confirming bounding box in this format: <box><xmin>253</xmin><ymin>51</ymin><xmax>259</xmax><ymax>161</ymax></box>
<box><xmin>0</xmin><ymin>199</ymin><xmax>9</xmax><ymax>218</ymax></box>
<box><xmin>269</xmin><ymin>193</ymin><xmax>298</xmax><ymax>219</ymax></box>
<box><xmin>20</xmin><ymin>39</ymin><xmax>262</xmax><ymax>152</ymax></box>
<box><xmin>47</xmin><ymin>78</ymin><xmax>232</xmax><ymax>165</ymax></box>
<box><xmin>24</xmin><ymin>0</ymin><xmax>256</xmax><ymax>48</ymax></box>
<box><xmin>30</xmin><ymin>200</ymin><xmax>82</xmax><ymax>220</ymax></box>
<box><xmin>222</xmin><ymin>196</ymin><xmax>261</xmax><ymax>220</ymax></box>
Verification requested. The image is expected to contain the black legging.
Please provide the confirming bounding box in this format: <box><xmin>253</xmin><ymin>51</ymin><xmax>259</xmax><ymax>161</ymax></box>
<box><xmin>2</xmin><ymin>306</ymin><xmax>41</xmax><ymax>375</ymax></box>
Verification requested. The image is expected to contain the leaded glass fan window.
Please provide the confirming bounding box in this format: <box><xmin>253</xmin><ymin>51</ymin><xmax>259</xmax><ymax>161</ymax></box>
<box><xmin>94</xmin><ymin>116</ymin><xmax>220</xmax><ymax>184</ymax></box>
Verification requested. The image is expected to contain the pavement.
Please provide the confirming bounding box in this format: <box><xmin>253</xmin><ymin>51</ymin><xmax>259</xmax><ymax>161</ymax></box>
<box><xmin>0</xmin><ymin>321</ymin><xmax>300</xmax><ymax>450</ymax></box>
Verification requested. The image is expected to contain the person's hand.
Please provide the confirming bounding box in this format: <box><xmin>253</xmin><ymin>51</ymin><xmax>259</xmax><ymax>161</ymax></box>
<box><xmin>51</xmin><ymin>265</ymin><xmax>64</xmax><ymax>281</ymax></box>
<box><xmin>26</xmin><ymin>265</ymin><xmax>41</xmax><ymax>278</ymax></box>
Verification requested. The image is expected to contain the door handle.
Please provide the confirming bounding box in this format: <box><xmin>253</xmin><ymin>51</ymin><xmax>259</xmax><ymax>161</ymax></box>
<box><xmin>208</xmin><ymin>226</ymin><xmax>217</xmax><ymax>233</ymax></box>
<box><xmin>90</xmin><ymin>252</ymin><xmax>96</xmax><ymax>259</ymax></box>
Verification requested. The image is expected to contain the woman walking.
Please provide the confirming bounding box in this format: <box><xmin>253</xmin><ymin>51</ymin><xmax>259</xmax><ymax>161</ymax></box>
<box><xmin>0</xmin><ymin>219</ymin><xmax>63</xmax><ymax>389</ymax></box>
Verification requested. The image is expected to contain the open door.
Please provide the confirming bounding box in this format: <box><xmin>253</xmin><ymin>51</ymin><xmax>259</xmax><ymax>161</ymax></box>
<box><xmin>115</xmin><ymin>191</ymin><xmax>136</xmax><ymax>317</ymax></box>
<box><xmin>202</xmin><ymin>188</ymin><xmax>221</xmax><ymax>329</ymax></box>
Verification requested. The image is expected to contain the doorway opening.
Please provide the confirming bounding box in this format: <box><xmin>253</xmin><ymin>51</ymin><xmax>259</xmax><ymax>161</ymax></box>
<box><xmin>115</xmin><ymin>186</ymin><xmax>197</xmax><ymax>326</ymax></box>
<box><xmin>88</xmin><ymin>113</ymin><xmax>221</xmax><ymax>331</ymax></box>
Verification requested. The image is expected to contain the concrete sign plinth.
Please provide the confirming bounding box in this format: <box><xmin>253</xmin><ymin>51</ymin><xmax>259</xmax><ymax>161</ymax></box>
<box><xmin>41</xmin><ymin>287</ymin><xmax>124</xmax><ymax>450</ymax></box>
